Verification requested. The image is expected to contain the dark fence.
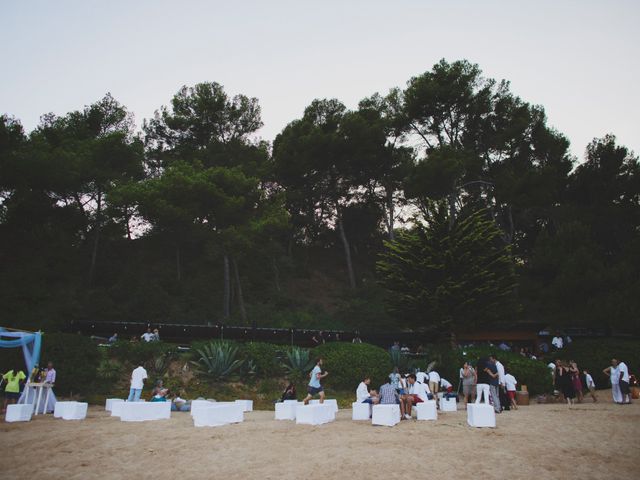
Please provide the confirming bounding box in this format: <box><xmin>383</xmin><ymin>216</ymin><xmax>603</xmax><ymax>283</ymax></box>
<box><xmin>69</xmin><ymin>320</ymin><xmax>436</xmax><ymax>349</ymax></box>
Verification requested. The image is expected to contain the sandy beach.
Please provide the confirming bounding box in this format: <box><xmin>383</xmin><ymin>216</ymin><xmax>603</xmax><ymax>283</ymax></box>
<box><xmin>1</xmin><ymin>394</ymin><xmax>638</xmax><ymax>480</ymax></box>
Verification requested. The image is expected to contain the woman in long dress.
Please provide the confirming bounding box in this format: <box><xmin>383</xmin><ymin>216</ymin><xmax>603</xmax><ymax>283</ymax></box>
<box><xmin>569</xmin><ymin>361</ymin><xmax>584</xmax><ymax>403</ymax></box>
<box><xmin>556</xmin><ymin>361</ymin><xmax>575</xmax><ymax>407</ymax></box>
<box><xmin>603</xmin><ymin>363</ymin><xmax>622</xmax><ymax>403</ymax></box>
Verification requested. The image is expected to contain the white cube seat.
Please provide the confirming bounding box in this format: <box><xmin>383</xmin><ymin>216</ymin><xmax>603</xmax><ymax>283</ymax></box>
<box><xmin>416</xmin><ymin>400</ymin><xmax>438</xmax><ymax>420</ymax></box>
<box><xmin>234</xmin><ymin>399</ymin><xmax>253</xmax><ymax>412</ymax></box>
<box><xmin>193</xmin><ymin>404</ymin><xmax>244</xmax><ymax>427</ymax></box>
<box><xmin>105</xmin><ymin>398</ymin><xmax>124</xmax><ymax>412</ymax></box>
<box><xmin>309</xmin><ymin>398</ymin><xmax>338</xmax><ymax>413</ymax></box>
<box><xmin>54</xmin><ymin>401</ymin><xmax>76</xmax><ymax>418</ymax></box>
<box><xmin>190</xmin><ymin>399</ymin><xmax>217</xmax><ymax>417</ymax></box>
<box><xmin>440</xmin><ymin>397</ymin><xmax>457</xmax><ymax>412</ymax></box>
<box><xmin>296</xmin><ymin>404</ymin><xmax>334</xmax><ymax>425</ymax></box>
<box><xmin>352</xmin><ymin>402</ymin><xmax>372</xmax><ymax>420</ymax></box>
<box><xmin>467</xmin><ymin>403</ymin><xmax>496</xmax><ymax>428</ymax></box>
<box><xmin>275</xmin><ymin>401</ymin><xmax>301</xmax><ymax>420</ymax></box>
<box><xmin>372</xmin><ymin>404</ymin><xmax>400</xmax><ymax>427</ymax></box>
<box><xmin>111</xmin><ymin>401</ymin><xmax>126</xmax><ymax>417</ymax></box>
<box><xmin>120</xmin><ymin>401</ymin><xmax>171</xmax><ymax>422</ymax></box>
<box><xmin>5</xmin><ymin>403</ymin><xmax>33</xmax><ymax>422</ymax></box>
<box><xmin>61</xmin><ymin>402</ymin><xmax>87</xmax><ymax>420</ymax></box>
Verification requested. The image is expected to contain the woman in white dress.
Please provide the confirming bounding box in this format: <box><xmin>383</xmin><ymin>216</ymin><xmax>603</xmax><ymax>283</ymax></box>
<box><xmin>603</xmin><ymin>362</ymin><xmax>622</xmax><ymax>403</ymax></box>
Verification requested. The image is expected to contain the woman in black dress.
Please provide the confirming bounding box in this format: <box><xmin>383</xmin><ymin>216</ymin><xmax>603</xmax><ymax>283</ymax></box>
<box><xmin>556</xmin><ymin>360</ymin><xmax>575</xmax><ymax>407</ymax></box>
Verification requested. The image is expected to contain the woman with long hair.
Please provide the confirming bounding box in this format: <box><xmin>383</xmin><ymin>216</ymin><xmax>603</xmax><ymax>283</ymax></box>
<box><xmin>556</xmin><ymin>360</ymin><xmax>576</xmax><ymax>407</ymax></box>
<box><xmin>569</xmin><ymin>361</ymin><xmax>584</xmax><ymax>403</ymax></box>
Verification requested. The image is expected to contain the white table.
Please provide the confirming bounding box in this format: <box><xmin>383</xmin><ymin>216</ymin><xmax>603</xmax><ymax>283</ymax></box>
<box><xmin>20</xmin><ymin>382</ymin><xmax>55</xmax><ymax>415</ymax></box>
<box><xmin>120</xmin><ymin>401</ymin><xmax>171</xmax><ymax>422</ymax></box>
<box><xmin>295</xmin><ymin>404</ymin><xmax>334</xmax><ymax>425</ymax></box>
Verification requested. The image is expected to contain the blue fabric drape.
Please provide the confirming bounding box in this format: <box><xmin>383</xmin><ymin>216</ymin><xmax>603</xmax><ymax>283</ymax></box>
<box><xmin>0</xmin><ymin>328</ymin><xmax>42</xmax><ymax>373</ymax></box>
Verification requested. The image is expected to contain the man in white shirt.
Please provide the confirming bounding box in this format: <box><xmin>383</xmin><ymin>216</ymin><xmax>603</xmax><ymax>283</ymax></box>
<box><xmin>356</xmin><ymin>377</ymin><xmax>379</xmax><ymax>404</ymax></box>
<box><xmin>551</xmin><ymin>336</ymin><xmax>563</xmax><ymax>349</ymax></box>
<box><xmin>504</xmin><ymin>369</ymin><xmax>518</xmax><ymax>410</ymax></box>
<box><xmin>403</xmin><ymin>373</ymin><xmax>431</xmax><ymax>419</ymax></box>
<box><xmin>127</xmin><ymin>363</ymin><xmax>148</xmax><ymax>402</ymax></box>
<box><xmin>428</xmin><ymin>370</ymin><xmax>440</xmax><ymax>396</ymax></box>
<box><xmin>141</xmin><ymin>328</ymin><xmax>155</xmax><ymax>342</ymax></box>
<box><xmin>583</xmin><ymin>369</ymin><xmax>598</xmax><ymax>403</ymax></box>
<box><xmin>614</xmin><ymin>359</ymin><xmax>632</xmax><ymax>404</ymax></box>
<box><xmin>490</xmin><ymin>355</ymin><xmax>507</xmax><ymax>411</ymax></box>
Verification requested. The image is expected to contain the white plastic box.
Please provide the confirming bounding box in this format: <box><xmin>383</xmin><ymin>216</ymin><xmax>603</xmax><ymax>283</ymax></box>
<box><xmin>120</xmin><ymin>401</ymin><xmax>171</xmax><ymax>422</ymax></box>
<box><xmin>352</xmin><ymin>402</ymin><xmax>371</xmax><ymax>420</ymax></box>
<box><xmin>296</xmin><ymin>404</ymin><xmax>334</xmax><ymax>425</ymax></box>
<box><xmin>467</xmin><ymin>403</ymin><xmax>496</xmax><ymax>428</ymax></box>
<box><xmin>193</xmin><ymin>403</ymin><xmax>244</xmax><ymax>427</ymax></box>
<box><xmin>372</xmin><ymin>404</ymin><xmax>400</xmax><ymax>427</ymax></box>
<box><xmin>416</xmin><ymin>400</ymin><xmax>438</xmax><ymax>420</ymax></box>
<box><xmin>5</xmin><ymin>403</ymin><xmax>33</xmax><ymax>422</ymax></box>
<box><xmin>105</xmin><ymin>398</ymin><xmax>124</xmax><ymax>412</ymax></box>
<box><xmin>440</xmin><ymin>397</ymin><xmax>457</xmax><ymax>412</ymax></box>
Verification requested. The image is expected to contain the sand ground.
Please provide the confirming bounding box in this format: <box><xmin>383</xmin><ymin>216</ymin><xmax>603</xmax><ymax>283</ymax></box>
<box><xmin>1</xmin><ymin>393</ymin><xmax>638</xmax><ymax>480</ymax></box>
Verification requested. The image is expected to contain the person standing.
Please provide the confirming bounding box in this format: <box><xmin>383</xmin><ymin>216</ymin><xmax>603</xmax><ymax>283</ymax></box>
<box><xmin>428</xmin><ymin>370</ymin><xmax>440</xmax><ymax>396</ymax></box>
<box><xmin>556</xmin><ymin>361</ymin><xmax>575</xmax><ymax>407</ymax></box>
<box><xmin>486</xmin><ymin>357</ymin><xmax>501</xmax><ymax>413</ymax></box>
<box><xmin>569</xmin><ymin>362</ymin><xmax>584</xmax><ymax>403</ymax></box>
<box><xmin>583</xmin><ymin>369</ymin><xmax>598</xmax><ymax>403</ymax></box>
<box><xmin>127</xmin><ymin>363</ymin><xmax>148</xmax><ymax>402</ymax></box>
<box><xmin>44</xmin><ymin>361</ymin><xmax>56</xmax><ymax>385</ymax></box>
<box><xmin>2</xmin><ymin>367</ymin><xmax>26</xmax><ymax>413</ymax></box>
<box><xmin>389</xmin><ymin>367</ymin><xmax>401</xmax><ymax>393</ymax></box>
<box><xmin>141</xmin><ymin>328</ymin><xmax>154</xmax><ymax>342</ymax></box>
<box><xmin>303</xmin><ymin>358</ymin><xmax>328</xmax><ymax>405</ymax></box>
<box><xmin>603</xmin><ymin>361</ymin><xmax>622</xmax><ymax>404</ymax></box>
<box><xmin>504</xmin><ymin>369</ymin><xmax>518</xmax><ymax>410</ymax></box>
<box><xmin>475</xmin><ymin>357</ymin><xmax>491</xmax><ymax>405</ymax></box>
<box><xmin>490</xmin><ymin>355</ymin><xmax>508</xmax><ymax>411</ymax></box>
<box><xmin>614</xmin><ymin>359</ymin><xmax>632</xmax><ymax>404</ymax></box>
<box><xmin>551</xmin><ymin>335</ymin><xmax>564</xmax><ymax>350</ymax></box>
<box><xmin>460</xmin><ymin>361</ymin><xmax>476</xmax><ymax>407</ymax></box>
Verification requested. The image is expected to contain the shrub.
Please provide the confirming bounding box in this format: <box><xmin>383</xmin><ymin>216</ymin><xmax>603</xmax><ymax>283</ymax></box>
<box><xmin>558</xmin><ymin>338</ymin><xmax>640</xmax><ymax>389</ymax></box>
<box><xmin>191</xmin><ymin>340</ymin><xmax>244</xmax><ymax>381</ymax></box>
<box><xmin>313</xmin><ymin>342</ymin><xmax>394</xmax><ymax>390</ymax></box>
<box><xmin>282</xmin><ymin>347</ymin><xmax>314</xmax><ymax>383</ymax></box>
<box><xmin>240</xmin><ymin>342</ymin><xmax>283</xmax><ymax>377</ymax></box>
<box><xmin>41</xmin><ymin>333</ymin><xmax>101</xmax><ymax>396</ymax></box>
<box><xmin>107</xmin><ymin>340</ymin><xmax>176</xmax><ymax>368</ymax></box>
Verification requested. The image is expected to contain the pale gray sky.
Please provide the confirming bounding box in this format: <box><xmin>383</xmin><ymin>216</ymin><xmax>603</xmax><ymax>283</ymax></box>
<box><xmin>1</xmin><ymin>0</ymin><xmax>638</xmax><ymax>160</ymax></box>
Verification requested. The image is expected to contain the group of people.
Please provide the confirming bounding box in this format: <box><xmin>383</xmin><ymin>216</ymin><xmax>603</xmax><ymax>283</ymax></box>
<box><xmin>549</xmin><ymin>360</ymin><xmax>597</xmax><ymax>406</ymax></box>
<box><xmin>603</xmin><ymin>358</ymin><xmax>632</xmax><ymax>404</ymax></box>
<box><xmin>108</xmin><ymin>327</ymin><xmax>161</xmax><ymax>344</ymax></box>
<box><xmin>1</xmin><ymin>361</ymin><xmax>56</xmax><ymax>413</ymax></box>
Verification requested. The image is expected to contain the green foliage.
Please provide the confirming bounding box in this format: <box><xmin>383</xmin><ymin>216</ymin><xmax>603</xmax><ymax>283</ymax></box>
<box><xmin>313</xmin><ymin>342</ymin><xmax>394</xmax><ymax>390</ymax></box>
<box><xmin>192</xmin><ymin>341</ymin><xmax>245</xmax><ymax>380</ymax></box>
<box><xmin>41</xmin><ymin>333</ymin><xmax>101</xmax><ymax>396</ymax></box>
<box><xmin>557</xmin><ymin>339</ymin><xmax>640</xmax><ymax>389</ymax></box>
<box><xmin>107</xmin><ymin>341</ymin><xmax>176</xmax><ymax>369</ymax></box>
<box><xmin>282</xmin><ymin>347</ymin><xmax>314</xmax><ymax>382</ymax></box>
<box><xmin>377</xmin><ymin>205</ymin><xmax>519</xmax><ymax>333</ymax></box>
<box><xmin>240</xmin><ymin>342</ymin><xmax>283</xmax><ymax>377</ymax></box>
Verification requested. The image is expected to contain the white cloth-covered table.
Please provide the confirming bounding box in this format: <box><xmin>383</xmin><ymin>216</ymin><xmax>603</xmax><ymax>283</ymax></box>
<box><xmin>295</xmin><ymin>404</ymin><xmax>334</xmax><ymax>425</ymax></box>
<box><xmin>235</xmin><ymin>399</ymin><xmax>253</xmax><ymax>412</ymax></box>
<box><xmin>190</xmin><ymin>400</ymin><xmax>217</xmax><ymax>417</ymax></box>
<box><xmin>372</xmin><ymin>404</ymin><xmax>400</xmax><ymax>426</ymax></box>
<box><xmin>120</xmin><ymin>401</ymin><xmax>171</xmax><ymax>422</ymax></box>
<box><xmin>467</xmin><ymin>403</ymin><xmax>496</xmax><ymax>428</ymax></box>
<box><xmin>416</xmin><ymin>400</ymin><xmax>438</xmax><ymax>420</ymax></box>
<box><xmin>105</xmin><ymin>398</ymin><xmax>124</xmax><ymax>412</ymax></box>
<box><xmin>5</xmin><ymin>403</ymin><xmax>33</xmax><ymax>422</ymax></box>
<box><xmin>309</xmin><ymin>399</ymin><xmax>338</xmax><ymax>413</ymax></box>
<box><xmin>275</xmin><ymin>401</ymin><xmax>302</xmax><ymax>420</ymax></box>
<box><xmin>440</xmin><ymin>397</ymin><xmax>457</xmax><ymax>412</ymax></box>
<box><xmin>54</xmin><ymin>401</ymin><xmax>87</xmax><ymax>420</ymax></box>
<box><xmin>352</xmin><ymin>402</ymin><xmax>371</xmax><ymax>420</ymax></box>
<box><xmin>193</xmin><ymin>403</ymin><xmax>244</xmax><ymax>427</ymax></box>
<box><xmin>19</xmin><ymin>383</ymin><xmax>56</xmax><ymax>414</ymax></box>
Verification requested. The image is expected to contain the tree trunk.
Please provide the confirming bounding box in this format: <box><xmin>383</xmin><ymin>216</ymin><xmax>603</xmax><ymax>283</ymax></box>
<box><xmin>337</xmin><ymin>211</ymin><xmax>356</xmax><ymax>289</ymax></box>
<box><xmin>88</xmin><ymin>192</ymin><xmax>102</xmax><ymax>284</ymax></box>
<box><xmin>447</xmin><ymin>191</ymin><xmax>456</xmax><ymax>232</ymax></box>
<box><xmin>272</xmin><ymin>257</ymin><xmax>281</xmax><ymax>292</ymax></box>
<box><xmin>222</xmin><ymin>254</ymin><xmax>230</xmax><ymax>321</ymax></box>
<box><xmin>387</xmin><ymin>191</ymin><xmax>395</xmax><ymax>241</ymax></box>
<box><xmin>125</xmin><ymin>205</ymin><xmax>132</xmax><ymax>241</ymax></box>
<box><xmin>175</xmin><ymin>244</ymin><xmax>181</xmax><ymax>282</ymax></box>
<box><xmin>232</xmin><ymin>257</ymin><xmax>247</xmax><ymax>324</ymax></box>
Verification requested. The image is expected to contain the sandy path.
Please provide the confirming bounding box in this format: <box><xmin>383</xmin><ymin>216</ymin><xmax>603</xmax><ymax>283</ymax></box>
<box><xmin>1</xmin><ymin>395</ymin><xmax>638</xmax><ymax>480</ymax></box>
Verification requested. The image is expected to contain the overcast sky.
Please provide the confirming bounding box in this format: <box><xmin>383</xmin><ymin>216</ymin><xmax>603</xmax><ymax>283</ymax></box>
<box><xmin>1</xmin><ymin>0</ymin><xmax>638</xmax><ymax>160</ymax></box>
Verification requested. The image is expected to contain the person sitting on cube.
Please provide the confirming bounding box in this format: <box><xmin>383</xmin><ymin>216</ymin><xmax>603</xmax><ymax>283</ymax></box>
<box><xmin>356</xmin><ymin>376</ymin><xmax>379</xmax><ymax>404</ymax></box>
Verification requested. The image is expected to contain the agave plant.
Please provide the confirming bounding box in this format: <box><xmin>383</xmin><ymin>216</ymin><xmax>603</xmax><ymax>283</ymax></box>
<box><xmin>191</xmin><ymin>341</ymin><xmax>245</xmax><ymax>381</ymax></box>
<box><xmin>282</xmin><ymin>347</ymin><xmax>314</xmax><ymax>378</ymax></box>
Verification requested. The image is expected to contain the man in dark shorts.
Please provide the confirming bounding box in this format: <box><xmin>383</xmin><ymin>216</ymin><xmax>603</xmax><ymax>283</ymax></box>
<box><xmin>303</xmin><ymin>358</ymin><xmax>329</xmax><ymax>405</ymax></box>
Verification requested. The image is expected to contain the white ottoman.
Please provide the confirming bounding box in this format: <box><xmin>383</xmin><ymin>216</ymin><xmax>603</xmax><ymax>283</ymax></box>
<box><xmin>275</xmin><ymin>401</ymin><xmax>301</xmax><ymax>420</ymax></box>
<box><xmin>111</xmin><ymin>401</ymin><xmax>126</xmax><ymax>417</ymax></box>
<box><xmin>105</xmin><ymin>398</ymin><xmax>124</xmax><ymax>412</ymax></box>
<box><xmin>120</xmin><ymin>401</ymin><xmax>171</xmax><ymax>422</ymax></box>
<box><xmin>296</xmin><ymin>404</ymin><xmax>334</xmax><ymax>425</ymax></box>
<box><xmin>372</xmin><ymin>404</ymin><xmax>400</xmax><ymax>427</ymax></box>
<box><xmin>467</xmin><ymin>403</ymin><xmax>496</xmax><ymax>428</ymax></box>
<box><xmin>194</xmin><ymin>404</ymin><xmax>244</xmax><ymax>427</ymax></box>
<box><xmin>234</xmin><ymin>399</ymin><xmax>253</xmax><ymax>412</ymax></box>
<box><xmin>61</xmin><ymin>402</ymin><xmax>88</xmax><ymax>420</ymax></box>
<box><xmin>54</xmin><ymin>401</ymin><xmax>77</xmax><ymax>418</ymax></box>
<box><xmin>416</xmin><ymin>400</ymin><xmax>438</xmax><ymax>420</ymax></box>
<box><xmin>309</xmin><ymin>399</ymin><xmax>338</xmax><ymax>414</ymax></box>
<box><xmin>352</xmin><ymin>402</ymin><xmax>371</xmax><ymax>420</ymax></box>
<box><xmin>440</xmin><ymin>397</ymin><xmax>457</xmax><ymax>412</ymax></box>
<box><xmin>5</xmin><ymin>403</ymin><xmax>33</xmax><ymax>422</ymax></box>
<box><xmin>190</xmin><ymin>400</ymin><xmax>217</xmax><ymax>417</ymax></box>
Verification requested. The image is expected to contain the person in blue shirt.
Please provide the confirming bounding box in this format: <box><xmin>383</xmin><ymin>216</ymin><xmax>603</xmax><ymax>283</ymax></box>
<box><xmin>303</xmin><ymin>358</ymin><xmax>329</xmax><ymax>405</ymax></box>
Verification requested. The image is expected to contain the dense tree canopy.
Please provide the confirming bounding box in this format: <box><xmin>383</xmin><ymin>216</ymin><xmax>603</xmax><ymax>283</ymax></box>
<box><xmin>0</xmin><ymin>60</ymin><xmax>638</xmax><ymax>335</ymax></box>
